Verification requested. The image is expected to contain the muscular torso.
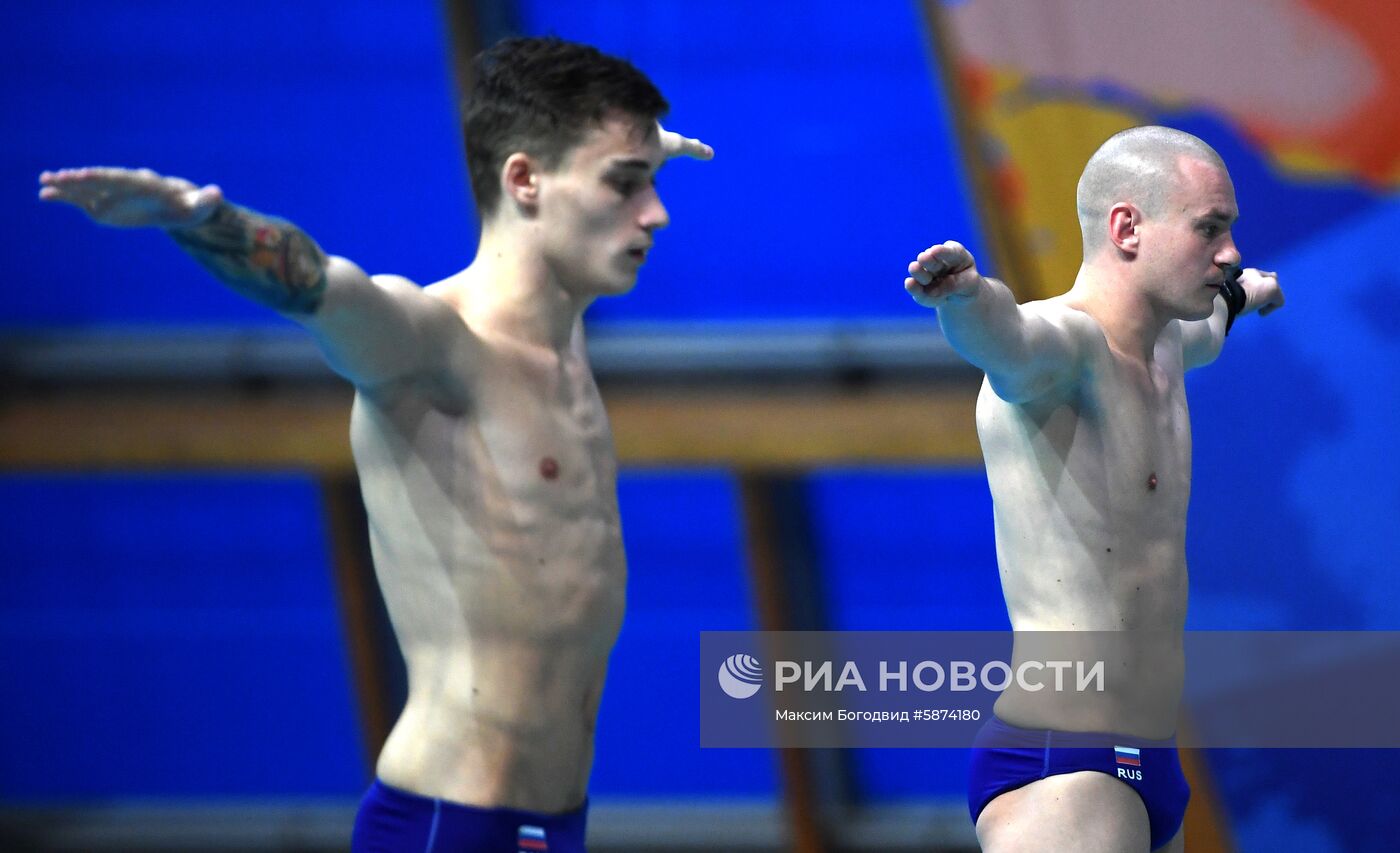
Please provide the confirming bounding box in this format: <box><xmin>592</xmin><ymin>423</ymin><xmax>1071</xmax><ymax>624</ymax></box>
<box><xmin>980</xmin><ymin>302</ymin><xmax>1190</xmax><ymax>737</ymax></box>
<box><xmin>350</xmin><ymin>303</ymin><xmax>625</xmax><ymax>812</ymax></box>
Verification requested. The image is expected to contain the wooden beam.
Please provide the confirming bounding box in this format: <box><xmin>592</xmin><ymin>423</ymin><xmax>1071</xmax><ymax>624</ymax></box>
<box><xmin>739</xmin><ymin>474</ymin><xmax>829</xmax><ymax>853</ymax></box>
<box><xmin>1180</xmin><ymin>747</ymin><xmax>1236</xmax><ymax>851</ymax></box>
<box><xmin>611</xmin><ymin>385</ymin><xmax>982</xmax><ymax>469</ymax></box>
<box><xmin>0</xmin><ymin>389</ymin><xmax>358</xmax><ymax>472</ymax></box>
<box><xmin>321</xmin><ymin>474</ymin><xmax>400</xmax><ymax>774</ymax></box>
<box><xmin>441</xmin><ymin>0</ymin><xmax>520</xmax><ymax>108</ymax></box>
<box><xmin>0</xmin><ymin>382</ymin><xmax>984</xmax><ymax>471</ymax></box>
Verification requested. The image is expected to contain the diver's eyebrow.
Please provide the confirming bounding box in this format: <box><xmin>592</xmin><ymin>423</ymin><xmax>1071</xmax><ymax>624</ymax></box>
<box><xmin>1194</xmin><ymin>208</ymin><xmax>1237</xmax><ymax>225</ymax></box>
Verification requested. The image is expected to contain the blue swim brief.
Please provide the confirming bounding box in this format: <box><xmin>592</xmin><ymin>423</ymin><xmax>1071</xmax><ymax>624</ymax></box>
<box><xmin>352</xmin><ymin>778</ymin><xmax>588</xmax><ymax>852</ymax></box>
<box><xmin>968</xmin><ymin>714</ymin><xmax>1190</xmax><ymax>851</ymax></box>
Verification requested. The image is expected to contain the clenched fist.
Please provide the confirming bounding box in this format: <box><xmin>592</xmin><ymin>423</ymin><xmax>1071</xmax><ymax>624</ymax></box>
<box><xmin>905</xmin><ymin>240</ymin><xmax>982</xmax><ymax>308</ymax></box>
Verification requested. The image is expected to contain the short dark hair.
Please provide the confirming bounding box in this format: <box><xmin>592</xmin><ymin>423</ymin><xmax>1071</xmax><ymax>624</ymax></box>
<box><xmin>463</xmin><ymin>36</ymin><xmax>669</xmax><ymax>218</ymax></box>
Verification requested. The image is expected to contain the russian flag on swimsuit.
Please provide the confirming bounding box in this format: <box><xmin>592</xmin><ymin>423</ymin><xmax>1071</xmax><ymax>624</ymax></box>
<box><xmin>1115</xmin><ymin>746</ymin><xmax>1141</xmax><ymax>767</ymax></box>
<box><xmin>517</xmin><ymin>824</ymin><xmax>548</xmax><ymax>852</ymax></box>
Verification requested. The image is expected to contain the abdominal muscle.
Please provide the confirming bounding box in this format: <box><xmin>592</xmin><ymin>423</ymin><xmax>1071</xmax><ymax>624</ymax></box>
<box><xmin>978</xmin><ymin>375</ymin><xmax>1190</xmax><ymax>739</ymax></box>
<box><xmin>990</xmin><ymin>533</ymin><xmax>1188</xmax><ymax>740</ymax></box>
<box><xmin>350</xmin><ymin>383</ymin><xmax>627</xmax><ymax>813</ymax></box>
<box><xmin>375</xmin><ymin>615</ymin><xmax>621</xmax><ymax>812</ymax></box>
<box><xmin>369</xmin><ymin>528</ymin><xmax>627</xmax><ymax>812</ymax></box>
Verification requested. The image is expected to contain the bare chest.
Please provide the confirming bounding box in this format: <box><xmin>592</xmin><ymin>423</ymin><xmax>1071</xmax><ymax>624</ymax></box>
<box><xmin>463</xmin><ymin>359</ymin><xmax>619</xmax><ymax>512</ymax></box>
<box><xmin>351</xmin><ymin>357</ymin><xmax>626</xmax><ymax>642</ymax></box>
<box><xmin>1084</xmin><ymin>357</ymin><xmax>1192</xmax><ymax>500</ymax></box>
<box><xmin>979</xmin><ymin>358</ymin><xmax>1193</xmax><ymax>524</ymax></box>
<box><xmin>350</xmin><ymin>352</ymin><xmax>623</xmax><ymax>554</ymax></box>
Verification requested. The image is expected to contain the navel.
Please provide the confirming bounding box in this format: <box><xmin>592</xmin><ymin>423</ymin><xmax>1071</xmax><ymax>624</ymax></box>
<box><xmin>540</xmin><ymin>456</ymin><xmax>560</xmax><ymax>480</ymax></box>
<box><xmin>1147</xmin><ymin>472</ymin><xmax>1158</xmax><ymax>491</ymax></box>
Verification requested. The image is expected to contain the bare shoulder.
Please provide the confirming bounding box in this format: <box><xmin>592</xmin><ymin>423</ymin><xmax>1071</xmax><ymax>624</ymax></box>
<box><xmin>980</xmin><ymin>296</ymin><xmax>1103</xmax><ymax>404</ymax></box>
<box><xmin>1027</xmin><ymin>296</ymin><xmax>1103</xmax><ymax>341</ymax></box>
<box><xmin>1033</xmin><ymin>296</ymin><xmax>1113</xmax><ymax>367</ymax></box>
<box><xmin>418</xmin><ymin>271</ymin><xmax>464</xmax><ymax>301</ymax></box>
<box><xmin>370</xmin><ymin>271</ymin><xmax>449</xmax><ymax>310</ymax></box>
<box><xmin>368</xmin><ymin>271</ymin><xmax>420</xmax><ymax>291</ymax></box>
<box><xmin>361</xmin><ymin>272</ymin><xmax>477</xmax><ymax>412</ymax></box>
<box><xmin>358</xmin><ymin>272</ymin><xmax>470</xmax><ymax>352</ymax></box>
<box><xmin>365</xmin><ymin>272</ymin><xmax>465</xmax><ymax>327</ymax></box>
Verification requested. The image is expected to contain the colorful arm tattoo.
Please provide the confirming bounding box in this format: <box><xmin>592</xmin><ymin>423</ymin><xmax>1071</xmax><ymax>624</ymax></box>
<box><xmin>167</xmin><ymin>202</ymin><xmax>328</xmax><ymax>314</ymax></box>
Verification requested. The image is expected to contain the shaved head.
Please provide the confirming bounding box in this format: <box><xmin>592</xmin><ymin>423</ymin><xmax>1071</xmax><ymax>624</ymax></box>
<box><xmin>1077</xmin><ymin>126</ymin><xmax>1226</xmax><ymax>256</ymax></box>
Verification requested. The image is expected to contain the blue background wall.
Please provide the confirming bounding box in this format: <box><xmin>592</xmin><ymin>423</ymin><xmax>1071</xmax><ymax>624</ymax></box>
<box><xmin>4</xmin><ymin>1</ymin><xmax>1398</xmax><ymax>849</ymax></box>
